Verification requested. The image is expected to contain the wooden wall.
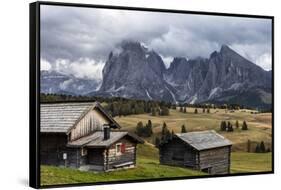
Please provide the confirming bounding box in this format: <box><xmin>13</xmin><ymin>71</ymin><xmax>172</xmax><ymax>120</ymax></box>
<box><xmin>105</xmin><ymin>137</ymin><xmax>137</xmax><ymax>170</ymax></box>
<box><xmin>40</xmin><ymin>133</ymin><xmax>67</xmax><ymax>166</ymax></box>
<box><xmin>40</xmin><ymin>133</ymin><xmax>86</xmax><ymax>168</ymax></box>
<box><xmin>159</xmin><ymin>138</ymin><xmax>231</xmax><ymax>174</ymax></box>
<box><xmin>69</xmin><ymin>108</ymin><xmax>111</xmax><ymax>141</ymax></box>
<box><xmin>199</xmin><ymin>146</ymin><xmax>231</xmax><ymax>174</ymax></box>
<box><xmin>159</xmin><ymin>138</ymin><xmax>197</xmax><ymax>167</ymax></box>
<box><xmin>41</xmin><ymin>133</ymin><xmax>138</xmax><ymax>171</ymax></box>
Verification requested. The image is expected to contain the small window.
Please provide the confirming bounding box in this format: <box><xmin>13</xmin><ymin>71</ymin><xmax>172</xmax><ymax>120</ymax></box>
<box><xmin>81</xmin><ymin>148</ymin><xmax>88</xmax><ymax>156</ymax></box>
<box><xmin>62</xmin><ymin>153</ymin><xmax>67</xmax><ymax>160</ymax></box>
<box><xmin>121</xmin><ymin>143</ymin><xmax>126</xmax><ymax>153</ymax></box>
<box><xmin>116</xmin><ymin>143</ymin><xmax>122</xmax><ymax>155</ymax></box>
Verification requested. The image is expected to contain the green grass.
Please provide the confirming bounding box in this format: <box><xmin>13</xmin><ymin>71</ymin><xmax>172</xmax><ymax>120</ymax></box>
<box><xmin>231</xmin><ymin>152</ymin><xmax>272</xmax><ymax>173</ymax></box>
<box><xmin>41</xmin><ymin>144</ymin><xmax>272</xmax><ymax>186</ymax></box>
<box><xmin>114</xmin><ymin>108</ymin><xmax>272</xmax><ymax>151</ymax></box>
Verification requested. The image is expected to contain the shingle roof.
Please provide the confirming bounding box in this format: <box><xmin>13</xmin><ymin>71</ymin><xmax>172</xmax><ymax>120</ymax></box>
<box><xmin>175</xmin><ymin>130</ymin><xmax>232</xmax><ymax>151</ymax></box>
<box><xmin>67</xmin><ymin>131</ymin><xmax>143</xmax><ymax>148</ymax></box>
<box><xmin>40</xmin><ymin>102</ymin><xmax>120</xmax><ymax>133</ymax></box>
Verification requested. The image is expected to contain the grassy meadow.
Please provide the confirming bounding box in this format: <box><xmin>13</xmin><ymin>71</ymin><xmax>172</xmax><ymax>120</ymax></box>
<box><xmin>114</xmin><ymin>107</ymin><xmax>272</xmax><ymax>151</ymax></box>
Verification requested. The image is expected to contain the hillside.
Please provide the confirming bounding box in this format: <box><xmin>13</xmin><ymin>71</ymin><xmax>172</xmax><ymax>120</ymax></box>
<box><xmin>114</xmin><ymin>108</ymin><xmax>272</xmax><ymax>152</ymax></box>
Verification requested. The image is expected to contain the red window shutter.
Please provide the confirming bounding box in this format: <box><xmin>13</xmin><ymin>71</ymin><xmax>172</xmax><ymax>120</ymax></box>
<box><xmin>121</xmin><ymin>143</ymin><xmax>126</xmax><ymax>153</ymax></box>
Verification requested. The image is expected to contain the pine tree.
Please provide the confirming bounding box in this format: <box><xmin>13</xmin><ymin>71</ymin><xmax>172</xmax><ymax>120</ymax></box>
<box><xmin>151</xmin><ymin>107</ymin><xmax>156</xmax><ymax>116</ymax></box>
<box><xmin>180</xmin><ymin>106</ymin><xmax>183</xmax><ymax>112</ymax></box>
<box><xmin>227</xmin><ymin>121</ymin><xmax>231</xmax><ymax>131</ymax></box>
<box><xmin>242</xmin><ymin>121</ymin><xmax>248</xmax><ymax>130</ymax></box>
<box><xmin>235</xmin><ymin>120</ymin><xmax>239</xmax><ymax>129</ymax></box>
<box><xmin>162</xmin><ymin>122</ymin><xmax>168</xmax><ymax>136</ymax></box>
<box><xmin>260</xmin><ymin>141</ymin><xmax>266</xmax><ymax>153</ymax></box>
<box><xmin>155</xmin><ymin>137</ymin><xmax>160</xmax><ymax>148</ymax></box>
<box><xmin>220</xmin><ymin>121</ymin><xmax>227</xmax><ymax>131</ymax></box>
<box><xmin>146</xmin><ymin>120</ymin><xmax>153</xmax><ymax>137</ymax></box>
<box><xmin>161</xmin><ymin>107</ymin><xmax>170</xmax><ymax>116</ymax></box>
<box><xmin>255</xmin><ymin>143</ymin><xmax>261</xmax><ymax>153</ymax></box>
<box><xmin>135</xmin><ymin>121</ymin><xmax>144</xmax><ymax>136</ymax></box>
<box><xmin>181</xmin><ymin>124</ymin><xmax>187</xmax><ymax>133</ymax></box>
<box><xmin>228</xmin><ymin>124</ymin><xmax>233</xmax><ymax>132</ymax></box>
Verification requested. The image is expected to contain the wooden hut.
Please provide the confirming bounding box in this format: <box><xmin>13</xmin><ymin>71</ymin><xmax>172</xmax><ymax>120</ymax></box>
<box><xmin>40</xmin><ymin>102</ymin><xmax>143</xmax><ymax>171</ymax></box>
<box><xmin>159</xmin><ymin>130</ymin><xmax>232</xmax><ymax>174</ymax></box>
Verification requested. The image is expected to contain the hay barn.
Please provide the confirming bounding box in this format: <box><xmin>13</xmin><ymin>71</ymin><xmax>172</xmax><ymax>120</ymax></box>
<box><xmin>159</xmin><ymin>130</ymin><xmax>232</xmax><ymax>174</ymax></box>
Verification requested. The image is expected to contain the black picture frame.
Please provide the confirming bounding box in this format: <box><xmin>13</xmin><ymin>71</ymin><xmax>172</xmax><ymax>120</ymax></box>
<box><xmin>29</xmin><ymin>1</ymin><xmax>274</xmax><ymax>189</ymax></box>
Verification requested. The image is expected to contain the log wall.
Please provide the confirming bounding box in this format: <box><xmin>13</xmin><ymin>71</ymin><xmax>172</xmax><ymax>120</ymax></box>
<box><xmin>159</xmin><ymin>138</ymin><xmax>197</xmax><ymax>167</ymax></box>
<box><xmin>105</xmin><ymin>137</ymin><xmax>137</xmax><ymax>170</ymax></box>
<box><xmin>199</xmin><ymin>146</ymin><xmax>231</xmax><ymax>174</ymax></box>
<box><xmin>69</xmin><ymin>109</ymin><xmax>110</xmax><ymax>141</ymax></box>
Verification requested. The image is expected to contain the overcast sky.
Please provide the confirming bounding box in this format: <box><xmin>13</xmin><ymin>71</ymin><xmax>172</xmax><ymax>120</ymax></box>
<box><xmin>40</xmin><ymin>5</ymin><xmax>272</xmax><ymax>81</ymax></box>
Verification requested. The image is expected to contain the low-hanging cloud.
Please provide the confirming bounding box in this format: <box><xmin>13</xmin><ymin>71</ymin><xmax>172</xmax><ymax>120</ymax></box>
<box><xmin>41</xmin><ymin>5</ymin><xmax>272</xmax><ymax>77</ymax></box>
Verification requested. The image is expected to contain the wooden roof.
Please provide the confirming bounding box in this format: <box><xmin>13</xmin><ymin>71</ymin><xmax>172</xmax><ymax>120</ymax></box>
<box><xmin>40</xmin><ymin>102</ymin><xmax>121</xmax><ymax>133</ymax></box>
<box><xmin>175</xmin><ymin>130</ymin><xmax>232</xmax><ymax>151</ymax></box>
<box><xmin>67</xmin><ymin>131</ymin><xmax>144</xmax><ymax>148</ymax></box>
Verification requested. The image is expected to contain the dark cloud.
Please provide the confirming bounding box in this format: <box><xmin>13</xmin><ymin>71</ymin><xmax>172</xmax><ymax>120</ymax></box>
<box><xmin>41</xmin><ymin>5</ymin><xmax>272</xmax><ymax>77</ymax></box>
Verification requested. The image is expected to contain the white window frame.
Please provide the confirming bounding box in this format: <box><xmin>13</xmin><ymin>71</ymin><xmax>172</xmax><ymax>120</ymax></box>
<box><xmin>116</xmin><ymin>143</ymin><xmax>122</xmax><ymax>156</ymax></box>
<box><xmin>81</xmin><ymin>147</ymin><xmax>88</xmax><ymax>156</ymax></box>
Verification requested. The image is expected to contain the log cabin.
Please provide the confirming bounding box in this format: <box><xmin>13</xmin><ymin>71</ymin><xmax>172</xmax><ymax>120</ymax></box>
<box><xmin>40</xmin><ymin>102</ymin><xmax>143</xmax><ymax>171</ymax></box>
<box><xmin>159</xmin><ymin>130</ymin><xmax>232</xmax><ymax>175</ymax></box>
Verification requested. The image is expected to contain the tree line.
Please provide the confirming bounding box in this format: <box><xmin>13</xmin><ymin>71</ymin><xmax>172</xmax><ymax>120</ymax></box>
<box><xmin>41</xmin><ymin>93</ymin><xmax>170</xmax><ymax>117</ymax></box>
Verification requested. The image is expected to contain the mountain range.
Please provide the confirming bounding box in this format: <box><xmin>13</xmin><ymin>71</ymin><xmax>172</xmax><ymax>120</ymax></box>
<box><xmin>41</xmin><ymin>41</ymin><xmax>272</xmax><ymax>109</ymax></box>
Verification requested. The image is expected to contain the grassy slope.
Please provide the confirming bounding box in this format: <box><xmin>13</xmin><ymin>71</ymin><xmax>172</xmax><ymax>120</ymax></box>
<box><xmin>231</xmin><ymin>152</ymin><xmax>272</xmax><ymax>173</ymax></box>
<box><xmin>41</xmin><ymin>143</ymin><xmax>272</xmax><ymax>186</ymax></box>
<box><xmin>115</xmin><ymin>108</ymin><xmax>272</xmax><ymax>151</ymax></box>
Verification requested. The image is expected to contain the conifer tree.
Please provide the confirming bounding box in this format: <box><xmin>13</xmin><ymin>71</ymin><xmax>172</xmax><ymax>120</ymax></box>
<box><xmin>235</xmin><ymin>120</ymin><xmax>239</xmax><ymax>129</ymax></box>
<box><xmin>242</xmin><ymin>121</ymin><xmax>248</xmax><ymax>130</ymax></box>
<box><xmin>260</xmin><ymin>141</ymin><xmax>266</xmax><ymax>153</ymax></box>
<box><xmin>181</xmin><ymin>124</ymin><xmax>187</xmax><ymax>133</ymax></box>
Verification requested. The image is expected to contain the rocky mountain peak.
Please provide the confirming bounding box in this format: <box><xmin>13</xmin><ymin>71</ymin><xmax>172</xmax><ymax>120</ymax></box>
<box><xmin>220</xmin><ymin>44</ymin><xmax>232</xmax><ymax>52</ymax></box>
<box><xmin>120</xmin><ymin>40</ymin><xmax>145</xmax><ymax>52</ymax></box>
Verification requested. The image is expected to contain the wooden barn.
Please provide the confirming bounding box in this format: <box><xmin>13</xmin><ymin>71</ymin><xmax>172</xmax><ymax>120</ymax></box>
<box><xmin>159</xmin><ymin>130</ymin><xmax>232</xmax><ymax>174</ymax></box>
<box><xmin>40</xmin><ymin>102</ymin><xmax>143</xmax><ymax>171</ymax></box>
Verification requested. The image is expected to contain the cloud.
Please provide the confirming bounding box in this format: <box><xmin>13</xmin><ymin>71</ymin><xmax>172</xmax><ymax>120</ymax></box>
<box><xmin>40</xmin><ymin>5</ymin><xmax>272</xmax><ymax>75</ymax></box>
<box><xmin>52</xmin><ymin>58</ymin><xmax>104</xmax><ymax>81</ymax></box>
<box><xmin>256</xmin><ymin>53</ymin><xmax>272</xmax><ymax>71</ymax></box>
<box><xmin>40</xmin><ymin>59</ymin><xmax>52</xmax><ymax>70</ymax></box>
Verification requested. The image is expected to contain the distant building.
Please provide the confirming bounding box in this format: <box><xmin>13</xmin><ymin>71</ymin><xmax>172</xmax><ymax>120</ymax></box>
<box><xmin>40</xmin><ymin>102</ymin><xmax>143</xmax><ymax>171</ymax></box>
<box><xmin>159</xmin><ymin>130</ymin><xmax>232</xmax><ymax>174</ymax></box>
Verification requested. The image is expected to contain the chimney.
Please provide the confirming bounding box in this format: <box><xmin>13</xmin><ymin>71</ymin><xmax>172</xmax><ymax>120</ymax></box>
<box><xmin>103</xmin><ymin>124</ymin><xmax>110</xmax><ymax>140</ymax></box>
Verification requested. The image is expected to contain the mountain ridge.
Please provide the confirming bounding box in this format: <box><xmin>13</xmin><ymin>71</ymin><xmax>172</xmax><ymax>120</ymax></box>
<box><xmin>40</xmin><ymin>41</ymin><xmax>272</xmax><ymax>109</ymax></box>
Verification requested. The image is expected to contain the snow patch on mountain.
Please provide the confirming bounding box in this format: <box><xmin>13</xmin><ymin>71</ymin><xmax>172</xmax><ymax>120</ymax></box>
<box><xmin>208</xmin><ymin>87</ymin><xmax>222</xmax><ymax>99</ymax></box>
<box><xmin>145</xmin><ymin>89</ymin><xmax>153</xmax><ymax>100</ymax></box>
<box><xmin>165</xmin><ymin>85</ymin><xmax>178</xmax><ymax>104</ymax></box>
<box><xmin>190</xmin><ymin>94</ymin><xmax>198</xmax><ymax>104</ymax></box>
<box><xmin>228</xmin><ymin>83</ymin><xmax>242</xmax><ymax>91</ymax></box>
